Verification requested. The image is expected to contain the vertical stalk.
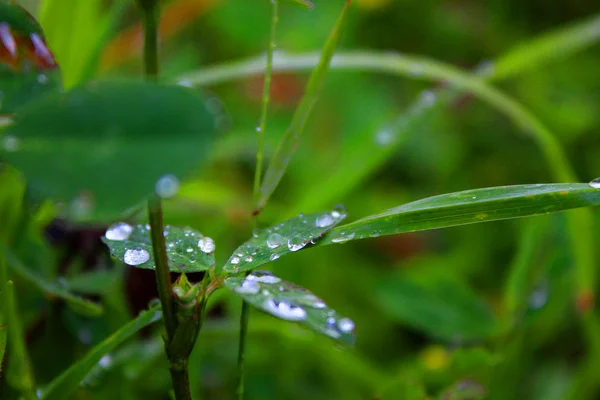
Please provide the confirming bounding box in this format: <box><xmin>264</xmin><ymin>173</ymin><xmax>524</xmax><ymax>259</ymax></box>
<box><xmin>141</xmin><ymin>2</ymin><xmax>159</xmax><ymax>79</ymax></box>
<box><xmin>237</xmin><ymin>2</ymin><xmax>280</xmax><ymax>399</ymax></box>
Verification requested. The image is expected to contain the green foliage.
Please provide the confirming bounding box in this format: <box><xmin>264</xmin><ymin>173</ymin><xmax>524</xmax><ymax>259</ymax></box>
<box><xmin>2</xmin><ymin>80</ymin><xmax>219</xmax><ymax>222</ymax></box>
<box><xmin>102</xmin><ymin>223</ymin><xmax>215</xmax><ymax>272</ymax></box>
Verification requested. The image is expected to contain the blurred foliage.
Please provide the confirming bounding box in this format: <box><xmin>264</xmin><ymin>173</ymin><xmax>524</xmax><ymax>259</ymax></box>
<box><xmin>1</xmin><ymin>0</ymin><xmax>600</xmax><ymax>399</ymax></box>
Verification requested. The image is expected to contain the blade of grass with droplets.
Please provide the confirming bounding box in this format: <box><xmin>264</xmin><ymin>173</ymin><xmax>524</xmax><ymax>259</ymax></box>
<box><xmin>222</xmin><ymin>206</ymin><xmax>347</xmax><ymax>274</ymax></box>
<box><xmin>5</xmin><ymin>281</ymin><xmax>36</xmax><ymax>399</ymax></box>
<box><xmin>101</xmin><ymin>223</ymin><xmax>216</xmax><ymax>272</ymax></box>
<box><xmin>40</xmin><ymin>307</ymin><xmax>162</xmax><ymax>400</ymax></box>
<box><xmin>314</xmin><ymin>184</ymin><xmax>600</xmax><ymax>246</ymax></box>
<box><xmin>225</xmin><ymin>271</ymin><xmax>355</xmax><ymax>345</ymax></box>
<box><xmin>2</xmin><ymin>246</ymin><xmax>103</xmax><ymax>317</ymax></box>
<box><xmin>254</xmin><ymin>0</ymin><xmax>351</xmax><ymax>214</ymax></box>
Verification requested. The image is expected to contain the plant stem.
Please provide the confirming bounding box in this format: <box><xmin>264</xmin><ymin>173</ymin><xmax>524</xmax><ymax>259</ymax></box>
<box><xmin>237</xmin><ymin>3</ymin><xmax>280</xmax><ymax>399</ymax></box>
<box><xmin>147</xmin><ymin>195</ymin><xmax>176</xmax><ymax>338</ymax></box>
<box><xmin>141</xmin><ymin>1</ymin><xmax>160</xmax><ymax>79</ymax></box>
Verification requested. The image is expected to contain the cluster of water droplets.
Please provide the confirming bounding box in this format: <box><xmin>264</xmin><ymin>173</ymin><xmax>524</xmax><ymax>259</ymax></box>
<box><xmin>225</xmin><ymin>205</ymin><xmax>347</xmax><ymax>271</ymax></box>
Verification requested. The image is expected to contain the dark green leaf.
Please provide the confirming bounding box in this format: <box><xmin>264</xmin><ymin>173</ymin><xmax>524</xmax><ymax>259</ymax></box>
<box><xmin>102</xmin><ymin>223</ymin><xmax>215</xmax><ymax>272</ymax></box>
<box><xmin>376</xmin><ymin>275</ymin><xmax>496</xmax><ymax>341</ymax></box>
<box><xmin>0</xmin><ymin>2</ymin><xmax>43</xmax><ymax>36</ymax></box>
<box><xmin>254</xmin><ymin>0</ymin><xmax>350</xmax><ymax>213</ymax></box>
<box><xmin>3</xmin><ymin>246</ymin><xmax>103</xmax><ymax>317</ymax></box>
<box><xmin>222</xmin><ymin>206</ymin><xmax>347</xmax><ymax>274</ymax></box>
<box><xmin>319</xmin><ymin>184</ymin><xmax>600</xmax><ymax>245</ymax></box>
<box><xmin>40</xmin><ymin>307</ymin><xmax>162</xmax><ymax>400</ymax></box>
<box><xmin>224</xmin><ymin>271</ymin><xmax>355</xmax><ymax>345</ymax></box>
<box><xmin>2</xmin><ymin>80</ymin><xmax>220</xmax><ymax>222</ymax></box>
<box><xmin>0</xmin><ymin>318</ymin><xmax>5</xmax><ymax>370</ymax></box>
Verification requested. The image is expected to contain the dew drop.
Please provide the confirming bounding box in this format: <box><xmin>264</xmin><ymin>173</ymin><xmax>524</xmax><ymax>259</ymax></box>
<box><xmin>369</xmin><ymin>230</ymin><xmax>381</xmax><ymax>238</ymax></box>
<box><xmin>244</xmin><ymin>255</ymin><xmax>253</xmax><ymax>262</ymax></box>
<box><xmin>418</xmin><ymin>90</ymin><xmax>436</xmax><ymax>108</ymax></box>
<box><xmin>331</xmin><ymin>232</ymin><xmax>355</xmax><ymax>244</ymax></box>
<box><xmin>235</xmin><ymin>280</ymin><xmax>260</xmax><ymax>295</ymax></box>
<box><xmin>252</xmin><ymin>228</ymin><xmax>262</xmax><ymax>238</ymax></box>
<box><xmin>316</xmin><ymin>214</ymin><xmax>334</xmax><ymax>228</ymax></box>
<box><xmin>248</xmin><ymin>273</ymin><xmax>281</xmax><ymax>284</ymax></box>
<box><xmin>337</xmin><ymin>318</ymin><xmax>355</xmax><ymax>332</ymax></box>
<box><xmin>312</xmin><ymin>301</ymin><xmax>326</xmax><ymax>309</ymax></box>
<box><xmin>264</xmin><ymin>299</ymin><xmax>306</xmax><ymax>321</ymax></box>
<box><xmin>287</xmin><ymin>235</ymin><xmax>306</xmax><ymax>252</ymax></box>
<box><xmin>3</xmin><ymin>135</ymin><xmax>21</xmax><ymax>152</ymax></box>
<box><xmin>105</xmin><ymin>222</ymin><xmax>133</xmax><ymax>241</ymax></box>
<box><xmin>198</xmin><ymin>237</ymin><xmax>215</xmax><ymax>253</ymax></box>
<box><xmin>269</xmin><ymin>253</ymin><xmax>280</xmax><ymax>261</ymax></box>
<box><xmin>155</xmin><ymin>175</ymin><xmax>180</xmax><ymax>199</ymax></box>
<box><xmin>124</xmin><ymin>248</ymin><xmax>150</xmax><ymax>266</ymax></box>
<box><xmin>267</xmin><ymin>233</ymin><xmax>284</xmax><ymax>249</ymax></box>
<box><xmin>331</xmin><ymin>204</ymin><xmax>347</xmax><ymax>219</ymax></box>
<box><xmin>230</xmin><ymin>256</ymin><xmax>240</xmax><ymax>265</ymax></box>
<box><xmin>99</xmin><ymin>355</ymin><xmax>112</xmax><ymax>368</ymax></box>
<box><xmin>375</xmin><ymin>130</ymin><xmax>394</xmax><ymax>147</ymax></box>
<box><xmin>186</xmin><ymin>248</ymin><xmax>194</xmax><ymax>253</ymax></box>
<box><xmin>589</xmin><ymin>178</ymin><xmax>600</xmax><ymax>189</ymax></box>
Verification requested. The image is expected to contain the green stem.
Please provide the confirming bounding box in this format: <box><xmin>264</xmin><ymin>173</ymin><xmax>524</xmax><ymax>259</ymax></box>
<box><xmin>169</xmin><ymin>361</ymin><xmax>192</xmax><ymax>400</ymax></box>
<box><xmin>141</xmin><ymin>1</ymin><xmax>160</xmax><ymax>79</ymax></box>
<box><xmin>147</xmin><ymin>195</ymin><xmax>176</xmax><ymax>339</ymax></box>
<box><xmin>252</xmin><ymin>0</ymin><xmax>279</xmax><ymax>207</ymax></box>
<box><xmin>238</xmin><ymin>3</ymin><xmax>280</xmax><ymax>399</ymax></box>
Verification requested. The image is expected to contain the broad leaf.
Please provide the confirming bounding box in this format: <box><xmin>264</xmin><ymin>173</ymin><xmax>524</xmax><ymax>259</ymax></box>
<box><xmin>0</xmin><ymin>2</ymin><xmax>61</xmax><ymax>114</ymax></box>
<box><xmin>222</xmin><ymin>207</ymin><xmax>347</xmax><ymax>274</ymax></box>
<box><xmin>254</xmin><ymin>0</ymin><xmax>350</xmax><ymax>213</ymax></box>
<box><xmin>319</xmin><ymin>184</ymin><xmax>600</xmax><ymax>245</ymax></box>
<box><xmin>225</xmin><ymin>271</ymin><xmax>355</xmax><ymax>345</ymax></box>
<box><xmin>102</xmin><ymin>223</ymin><xmax>216</xmax><ymax>272</ymax></box>
<box><xmin>41</xmin><ymin>307</ymin><xmax>162</xmax><ymax>400</ymax></box>
<box><xmin>2</xmin><ymin>80</ymin><xmax>220</xmax><ymax>222</ymax></box>
<box><xmin>376</xmin><ymin>275</ymin><xmax>496</xmax><ymax>341</ymax></box>
<box><xmin>3</xmin><ymin>246</ymin><xmax>103</xmax><ymax>317</ymax></box>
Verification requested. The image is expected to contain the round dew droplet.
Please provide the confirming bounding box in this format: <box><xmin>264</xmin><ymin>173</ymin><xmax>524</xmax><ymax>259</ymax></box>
<box><xmin>589</xmin><ymin>178</ymin><xmax>600</xmax><ymax>189</ymax></box>
<box><xmin>155</xmin><ymin>175</ymin><xmax>180</xmax><ymax>199</ymax></box>
<box><xmin>269</xmin><ymin>253</ymin><xmax>280</xmax><ymax>261</ymax></box>
<box><xmin>247</xmin><ymin>274</ymin><xmax>281</xmax><ymax>284</ymax></box>
<box><xmin>198</xmin><ymin>237</ymin><xmax>215</xmax><ymax>253</ymax></box>
<box><xmin>267</xmin><ymin>233</ymin><xmax>284</xmax><ymax>249</ymax></box>
<box><xmin>105</xmin><ymin>222</ymin><xmax>133</xmax><ymax>241</ymax></box>
<box><xmin>316</xmin><ymin>214</ymin><xmax>334</xmax><ymax>228</ymax></box>
<box><xmin>331</xmin><ymin>204</ymin><xmax>346</xmax><ymax>219</ymax></box>
<box><xmin>244</xmin><ymin>256</ymin><xmax>253</xmax><ymax>262</ymax></box>
<box><xmin>337</xmin><ymin>318</ymin><xmax>355</xmax><ymax>333</ymax></box>
<box><xmin>123</xmin><ymin>248</ymin><xmax>150</xmax><ymax>266</ymax></box>
<box><xmin>331</xmin><ymin>232</ymin><xmax>356</xmax><ymax>244</ymax></box>
<box><xmin>230</xmin><ymin>256</ymin><xmax>240</xmax><ymax>265</ymax></box>
<box><xmin>287</xmin><ymin>236</ymin><xmax>306</xmax><ymax>252</ymax></box>
<box><xmin>252</xmin><ymin>228</ymin><xmax>262</xmax><ymax>238</ymax></box>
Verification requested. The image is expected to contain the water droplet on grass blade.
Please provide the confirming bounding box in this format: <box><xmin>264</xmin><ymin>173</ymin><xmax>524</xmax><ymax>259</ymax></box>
<box><xmin>235</xmin><ymin>280</ymin><xmax>260</xmax><ymax>295</ymax></box>
<box><xmin>267</xmin><ymin>233</ymin><xmax>284</xmax><ymax>249</ymax></box>
<box><xmin>230</xmin><ymin>256</ymin><xmax>240</xmax><ymax>265</ymax></box>
<box><xmin>124</xmin><ymin>248</ymin><xmax>150</xmax><ymax>266</ymax></box>
<box><xmin>105</xmin><ymin>222</ymin><xmax>133</xmax><ymax>241</ymax></box>
<box><xmin>337</xmin><ymin>318</ymin><xmax>355</xmax><ymax>333</ymax></box>
<box><xmin>316</xmin><ymin>214</ymin><xmax>334</xmax><ymax>228</ymax></box>
<box><xmin>287</xmin><ymin>235</ymin><xmax>306</xmax><ymax>252</ymax></box>
<box><xmin>264</xmin><ymin>299</ymin><xmax>306</xmax><ymax>321</ymax></box>
<box><xmin>589</xmin><ymin>178</ymin><xmax>600</xmax><ymax>188</ymax></box>
<box><xmin>155</xmin><ymin>175</ymin><xmax>180</xmax><ymax>198</ymax></box>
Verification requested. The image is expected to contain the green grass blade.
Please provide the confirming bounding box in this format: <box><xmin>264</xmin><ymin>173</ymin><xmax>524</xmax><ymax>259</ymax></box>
<box><xmin>254</xmin><ymin>0</ymin><xmax>351</xmax><ymax>214</ymax></box>
<box><xmin>2</xmin><ymin>246</ymin><xmax>103</xmax><ymax>317</ymax></box>
<box><xmin>0</xmin><ymin>318</ymin><xmax>5</xmax><ymax>376</ymax></box>
<box><xmin>316</xmin><ymin>184</ymin><xmax>600</xmax><ymax>245</ymax></box>
<box><xmin>41</xmin><ymin>307</ymin><xmax>162</xmax><ymax>400</ymax></box>
<box><xmin>5</xmin><ymin>281</ymin><xmax>36</xmax><ymax>400</ymax></box>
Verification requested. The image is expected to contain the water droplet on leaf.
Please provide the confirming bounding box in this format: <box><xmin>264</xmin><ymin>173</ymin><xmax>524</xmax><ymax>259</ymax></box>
<box><xmin>124</xmin><ymin>247</ymin><xmax>150</xmax><ymax>266</ymax></box>
<box><xmin>287</xmin><ymin>235</ymin><xmax>306</xmax><ymax>252</ymax></box>
<box><xmin>267</xmin><ymin>233</ymin><xmax>284</xmax><ymax>249</ymax></box>
<box><xmin>264</xmin><ymin>299</ymin><xmax>306</xmax><ymax>321</ymax></box>
<box><xmin>337</xmin><ymin>318</ymin><xmax>355</xmax><ymax>333</ymax></box>
<box><xmin>105</xmin><ymin>222</ymin><xmax>133</xmax><ymax>241</ymax></box>
<box><xmin>589</xmin><ymin>178</ymin><xmax>600</xmax><ymax>189</ymax></box>
<box><xmin>316</xmin><ymin>214</ymin><xmax>334</xmax><ymax>228</ymax></box>
<box><xmin>155</xmin><ymin>175</ymin><xmax>180</xmax><ymax>198</ymax></box>
<box><xmin>197</xmin><ymin>237</ymin><xmax>215</xmax><ymax>253</ymax></box>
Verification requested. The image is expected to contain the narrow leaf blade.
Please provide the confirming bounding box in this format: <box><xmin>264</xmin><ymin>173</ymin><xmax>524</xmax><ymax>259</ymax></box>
<box><xmin>254</xmin><ymin>0</ymin><xmax>350</xmax><ymax>213</ymax></box>
<box><xmin>3</xmin><ymin>246</ymin><xmax>103</xmax><ymax>317</ymax></box>
<box><xmin>225</xmin><ymin>271</ymin><xmax>355</xmax><ymax>345</ymax></box>
<box><xmin>318</xmin><ymin>184</ymin><xmax>600</xmax><ymax>245</ymax></box>
<box><xmin>102</xmin><ymin>223</ymin><xmax>215</xmax><ymax>272</ymax></box>
<box><xmin>222</xmin><ymin>207</ymin><xmax>347</xmax><ymax>274</ymax></box>
<box><xmin>41</xmin><ymin>307</ymin><xmax>162</xmax><ymax>400</ymax></box>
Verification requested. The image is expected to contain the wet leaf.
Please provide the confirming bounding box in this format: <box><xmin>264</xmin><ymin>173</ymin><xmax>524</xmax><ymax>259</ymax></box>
<box><xmin>222</xmin><ymin>206</ymin><xmax>347</xmax><ymax>274</ymax></box>
<box><xmin>376</xmin><ymin>275</ymin><xmax>496</xmax><ymax>341</ymax></box>
<box><xmin>101</xmin><ymin>223</ymin><xmax>215</xmax><ymax>272</ymax></box>
<box><xmin>41</xmin><ymin>307</ymin><xmax>162</xmax><ymax>400</ymax></box>
<box><xmin>2</xmin><ymin>246</ymin><xmax>103</xmax><ymax>317</ymax></box>
<box><xmin>0</xmin><ymin>2</ymin><xmax>61</xmax><ymax>114</ymax></box>
<box><xmin>254</xmin><ymin>0</ymin><xmax>350</xmax><ymax>213</ymax></box>
<box><xmin>224</xmin><ymin>271</ymin><xmax>355</xmax><ymax>345</ymax></box>
<box><xmin>318</xmin><ymin>183</ymin><xmax>600</xmax><ymax>245</ymax></box>
<box><xmin>1</xmin><ymin>80</ymin><xmax>220</xmax><ymax>222</ymax></box>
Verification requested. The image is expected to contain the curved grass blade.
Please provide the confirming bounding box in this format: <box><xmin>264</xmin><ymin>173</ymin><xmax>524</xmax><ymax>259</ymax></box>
<box><xmin>317</xmin><ymin>184</ymin><xmax>600</xmax><ymax>245</ymax></box>
<box><xmin>101</xmin><ymin>223</ymin><xmax>216</xmax><ymax>272</ymax></box>
<box><xmin>40</xmin><ymin>307</ymin><xmax>162</xmax><ymax>400</ymax></box>
<box><xmin>225</xmin><ymin>271</ymin><xmax>355</xmax><ymax>345</ymax></box>
<box><xmin>254</xmin><ymin>0</ymin><xmax>351</xmax><ymax>214</ymax></box>
<box><xmin>2</xmin><ymin>246</ymin><xmax>103</xmax><ymax>317</ymax></box>
<box><xmin>222</xmin><ymin>206</ymin><xmax>347</xmax><ymax>274</ymax></box>
<box><xmin>5</xmin><ymin>281</ymin><xmax>35</xmax><ymax>398</ymax></box>
<box><xmin>282</xmin><ymin>0</ymin><xmax>315</xmax><ymax>9</ymax></box>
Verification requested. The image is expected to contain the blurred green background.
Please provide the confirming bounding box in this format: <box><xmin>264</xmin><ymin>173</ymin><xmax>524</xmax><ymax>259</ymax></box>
<box><xmin>3</xmin><ymin>0</ymin><xmax>600</xmax><ymax>399</ymax></box>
